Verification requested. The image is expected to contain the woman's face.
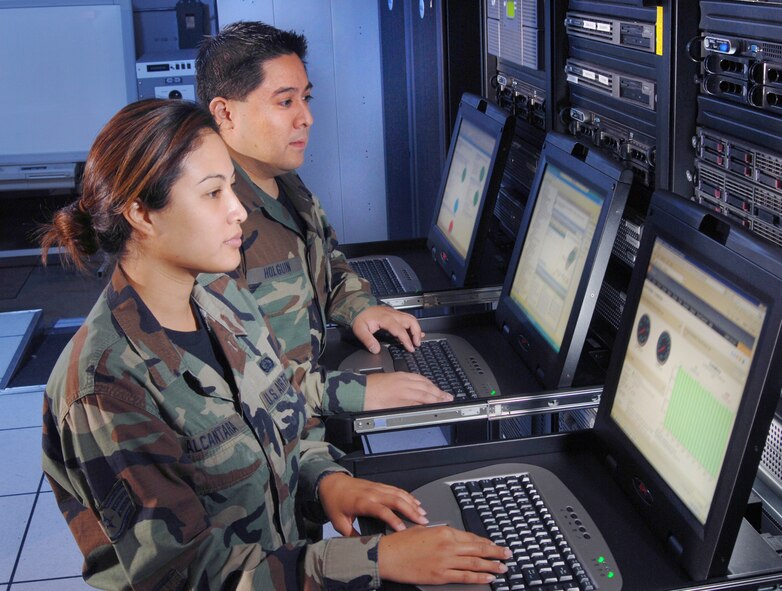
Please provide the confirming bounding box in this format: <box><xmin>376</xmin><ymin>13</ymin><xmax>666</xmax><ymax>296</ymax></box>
<box><xmin>146</xmin><ymin>131</ymin><xmax>247</xmax><ymax>278</ymax></box>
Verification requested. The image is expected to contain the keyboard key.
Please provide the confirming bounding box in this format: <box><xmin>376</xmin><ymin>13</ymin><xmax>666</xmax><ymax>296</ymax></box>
<box><xmin>389</xmin><ymin>339</ymin><xmax>479</xmax><ymax>399</ymax></box>
<box><xmin>351</xmin><ymin>259</ymin><xmax>404</xmax><ymax>297</ymax></box>
<box><xmin>554</xmin><ymin>565</ymin><xmax>573</xmax><ymax>582</ymax></box>
<box><xmin>522</xmin><ymin>566</ymin><xmax>543</xmax><ymax>586</ymax></box>
<box><xmin>451</xmin><ymin>473</ymin><xmax>611</xmax><ymax>591</ymax></box>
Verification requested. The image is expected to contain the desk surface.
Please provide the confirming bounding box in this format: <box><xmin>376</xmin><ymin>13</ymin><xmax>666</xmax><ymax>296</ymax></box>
<box><xmin>341</xmin><ymin>431</ymin><xmax>782</xmax><ymax>591</ymax></box>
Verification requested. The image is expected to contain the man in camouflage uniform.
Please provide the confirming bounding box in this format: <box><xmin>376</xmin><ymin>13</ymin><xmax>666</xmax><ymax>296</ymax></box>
<box><xmin>197</xmin><ymin>22</ymin><xmax>451</xmax><ymax>415</ymax></box>
<box><xmin>42</xmin><ymin>267</ymin><xmax>396</xmax><ymax>589</ymax></box>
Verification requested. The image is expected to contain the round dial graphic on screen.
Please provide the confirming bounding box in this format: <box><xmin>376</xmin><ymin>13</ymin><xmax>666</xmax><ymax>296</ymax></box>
<box><xmin>637</xmin><ymin>314</ymin><xmax>651</xmax><ymax>346</ymax></box>
<box><xmin>656</xmin><ymin>331</ymin><xmax>672</xmax><ymax>365</ymax></box>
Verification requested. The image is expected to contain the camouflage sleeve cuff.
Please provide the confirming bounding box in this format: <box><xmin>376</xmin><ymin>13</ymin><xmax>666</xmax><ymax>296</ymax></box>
<box><xmin>300</xmin><ymin>470</ymin><xmax>349</xmax><ymax>524</ymax></box>
<box><xmin>321</xmin><ymin>370</ymin><xmax>367</xmax><ymax>415</ymax></box>
<box><xmin>317</xmin><ymin>534</ymin><xmax>382</xmax><ymax>590</ymax></box>
<box><xmin>328</xmin><ymin>291</ymin><xmax>380</xmax><ymax>328</ymax></box>
<box><xmin>298</xmin><ymin>445</ymin><xmax>350</xmax><ymax>509</ymax></box>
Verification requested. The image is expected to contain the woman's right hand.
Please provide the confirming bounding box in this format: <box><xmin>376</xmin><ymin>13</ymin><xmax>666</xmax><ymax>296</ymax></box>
<box><xmin>378</xmin><ymin>525</ymin><xmax>511</xmax><ymax>585</ymax></box>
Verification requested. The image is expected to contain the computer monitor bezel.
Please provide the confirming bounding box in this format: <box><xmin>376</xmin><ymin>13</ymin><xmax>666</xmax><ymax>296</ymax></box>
<box><xmin>594</xmin><ymin>193</ymin><xmax>782</xmax><ymax>581</ymax></box>
<box><xmin>494</xmin><ymin>132</ymin><xmax>632</xmax><ymax>390</ymax></box>
<box><xmin>426</xmin><ymin>93</ymin><xmax>514</xmax><ymax>288</ymax></box>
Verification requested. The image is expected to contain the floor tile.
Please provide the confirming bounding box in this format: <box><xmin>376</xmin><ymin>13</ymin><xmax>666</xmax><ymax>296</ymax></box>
<box><xmin>13</xmin><ymin>491</ymin><xmax>83</xmax><ymax>582</ymax></box>
<box><xmin>9</xmin><ymin>576</ymin><xmax>91</xmax><ymax>590</ymax></box>
<box><xmin>0</xmin><ymin>388</ymin><xmax>43</xmax><ymax>430</ymax></box>
<box><xmin>0</xmin><ymin>494</ymin><xmax>35</xmax><ymax>585</ymax></box>
<box><xmin>0</xmin><ymin>427</ymin><xmax>43</xmax><ymax>496</ymax></box>
<box><xmin>0</xmin><ymin>310</ymin><xmax>42</xmax><ymax>390</ymax></box>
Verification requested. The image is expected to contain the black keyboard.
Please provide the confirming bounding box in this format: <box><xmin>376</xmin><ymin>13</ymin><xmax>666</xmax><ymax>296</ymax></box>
<box><xmin>451</xmin><ymin>472</ymin><xmax>618</xmax><ymax>591</ymax></box>
<box><xmin>351</xmin><ymin>258</ymin><xmax>403</xmax><ymax>297</ymax></box>
<box><xmin>388</xmin><ymin>339</ymin><xmax>478</xmax><ymax>399</ymax></box>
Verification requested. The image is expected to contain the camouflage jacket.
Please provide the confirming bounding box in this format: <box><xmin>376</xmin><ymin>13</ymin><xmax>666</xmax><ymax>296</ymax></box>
<box><xmin>233</xmin><ymin>166</ymin><xmax>379</xmax><ymax>415</ymax></box>
<box><xmin>41</xmin><ymin>266</ymin><xmax>382</xmax><ymax>590</ymax></box>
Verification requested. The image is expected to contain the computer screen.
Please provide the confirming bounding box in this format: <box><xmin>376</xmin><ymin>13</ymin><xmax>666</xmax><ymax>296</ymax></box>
<box><xmin>426</xmin><ymin>93</ymin><xmax>514</xmax><ymax>287</ymax></box>
<box><xmin>495</xmin><ymin>132</ymin><xmax>632</xmax><ymax>390</ymax></box>
<box><xmin>435</xmin><ymin>118</ymin><xmax>497</xmax><ymax>260</ymax></box>
<box><xmin>611</xmin><ymin>238</ymin><xmax>766</xmax><ymax>524</ymax></box>
<box><xmin>593</xmin><ymin>191</ymin><xmax>782</xmax><ymax>581</ymax></box>
<box><xmin>508</xmin><ymin>162</ymin><xmax>605</xmax><ymax>352</ymax></box>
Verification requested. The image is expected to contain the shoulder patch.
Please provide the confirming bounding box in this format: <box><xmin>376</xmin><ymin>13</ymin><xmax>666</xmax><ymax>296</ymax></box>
<box><xmin>98</xmin><ymin>478</ymin><xmax>137</xmax><ymax>542</ymax></box>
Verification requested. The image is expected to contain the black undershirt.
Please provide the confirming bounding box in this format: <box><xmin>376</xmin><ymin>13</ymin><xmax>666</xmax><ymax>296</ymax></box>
<box><xmin>164</xmin><ymin>308</ymin><xmax>236</xmax><ymax>393</ymax></box>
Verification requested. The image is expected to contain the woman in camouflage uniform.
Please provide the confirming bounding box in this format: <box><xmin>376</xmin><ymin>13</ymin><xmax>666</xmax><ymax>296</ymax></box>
<box><xmin>39</xmin><ymin>99</ymin><xmax>509</xmax><ymax>590</ymax></box>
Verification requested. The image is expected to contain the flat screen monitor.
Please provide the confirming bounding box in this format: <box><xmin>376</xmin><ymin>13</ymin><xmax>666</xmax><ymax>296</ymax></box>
<box><xmin>596</xmin><ymin>191</ymin><xmax>782</xmax><ymax>580</ymax></box>
<box><xmin>611</xmin><ymin>238</ymin><xmax>765</xmax><ymax>523</ymax></box>
<box><xmin>495</xmin><ymin>132</ymin><xmax>632</xmax><ymax>389</ymax></box>
<box><xmin>427</xmin><ymin>93</ymin><xmax>514</xmax><ymax>287</ymax></box>
<box><xmin>0</xmin><ymin>0</ymin><xmax>137</xmax><ymax>189</ymax></box>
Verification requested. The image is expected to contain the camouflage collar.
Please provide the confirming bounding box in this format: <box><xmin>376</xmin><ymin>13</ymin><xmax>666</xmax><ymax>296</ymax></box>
<box><xmin>106</xmin><ymin>267</ymin><xmax>248</xmax><ymax>392</ymax></box>
<box><xmin>193</xmin><ymin>274</ymin><xmax>250</xmax><ymax>339</ymax></box>
<box><xmin>106</xmin><ymin>265</ymin><xmax>183</xmax><ymax>376</ymax></box>
<box><xmin>233</xmin><ymin>164</ymin><xmax>322</xmax><ymax>243</ymax></box>
<box><xmin>278</xmin><ymin>173</ymin><xmax>323</xmax><ymax>241</ymax></box>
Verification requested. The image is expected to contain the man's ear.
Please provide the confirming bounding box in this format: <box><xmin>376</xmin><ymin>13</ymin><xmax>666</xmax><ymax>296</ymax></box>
<box><xmin>210</xmin><ymin>97</ymin><xmax>233</xmax><ymax>130</ymax></box>
<box><xmin>124</xmin><ymin>200</ymin><xmax>155</xmax><ymax>238</ymax></box>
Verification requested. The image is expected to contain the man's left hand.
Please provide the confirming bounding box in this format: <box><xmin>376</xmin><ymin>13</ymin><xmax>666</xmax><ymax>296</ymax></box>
<box><xmin>352</xmin><ymin>306</ymin><xmax>423</xmax><ymax>354</ymax></box>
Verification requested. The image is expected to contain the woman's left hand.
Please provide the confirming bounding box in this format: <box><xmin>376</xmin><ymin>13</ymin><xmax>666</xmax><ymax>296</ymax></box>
<box><xmin>318</xmin><ymin>473</ymin><xmax>429</xmax><ymax>536</ymax></box>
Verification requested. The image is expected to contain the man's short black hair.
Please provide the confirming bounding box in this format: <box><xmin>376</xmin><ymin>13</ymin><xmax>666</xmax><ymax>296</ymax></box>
<box><xmin>196</xmin><ymin>21</ymin><xmax>308</xmax><ymax>106</ymax></box>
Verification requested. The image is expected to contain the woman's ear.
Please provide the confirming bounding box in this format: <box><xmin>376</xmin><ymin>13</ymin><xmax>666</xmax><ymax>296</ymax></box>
<box><xmin>123</xmin><ymin>200</ymin><xmax>154</xmax><ymax>238</ymax></box>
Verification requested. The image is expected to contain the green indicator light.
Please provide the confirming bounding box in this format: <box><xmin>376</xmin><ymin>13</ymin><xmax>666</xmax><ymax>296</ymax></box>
<box><xmin>597</xmin><ymin>556</ymin><xmax>605</xmax><ymax>564</ymax></box>
<box><xmin>608</xmin><ymin>571</ymin><xmax>615</xmax><ymax>579</ymax></box>
<box><xmin>490</xmin><ymin>389</ymin><xmax>497</xmax><ymax>396</ymax></box>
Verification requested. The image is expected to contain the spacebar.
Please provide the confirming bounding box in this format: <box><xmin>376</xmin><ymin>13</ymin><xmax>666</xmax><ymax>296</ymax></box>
<box><xmin>458</xmin><ymin>506</ymin><xmax>489</xmax><ymax>539</ymax></box>
<box><xmin>391</xmin><ymin>358</ymin><xmax>410</xmax><ymax>373</ymax></box>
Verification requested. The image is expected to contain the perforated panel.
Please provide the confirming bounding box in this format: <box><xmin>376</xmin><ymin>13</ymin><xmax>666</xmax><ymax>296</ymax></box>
<box><xmin>761</xmin><ymin>417</ymin><xmax>782</xmax><ymax>487</ymax></box>
<box><xmin>558</xmin><ymin>409</ymin><xmax>597</xmax><ymax>432</ymax></box>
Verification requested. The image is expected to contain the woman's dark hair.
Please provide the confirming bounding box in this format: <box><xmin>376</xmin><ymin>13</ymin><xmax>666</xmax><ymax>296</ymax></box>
<box><xmin>39</xmin><ymin>99</ymin><xmax>219</xmax><ymax>271</ymax></box>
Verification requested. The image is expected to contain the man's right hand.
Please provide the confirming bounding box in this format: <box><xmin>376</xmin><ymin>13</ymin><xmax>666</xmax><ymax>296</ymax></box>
<box><xmin>364</xmin><ymin>372</ymin><xmax>453</xmax><ymax>410</ymax></box>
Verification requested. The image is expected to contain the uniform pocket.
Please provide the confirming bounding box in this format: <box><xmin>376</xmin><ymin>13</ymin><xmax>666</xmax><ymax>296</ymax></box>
<box><xmin>245</xmin><ymin>258</ymin><xmax>311</xmax><ymax>317</ymax></box>
<box><xmin>182</xmin><ymin>415</ymin><xmax>264</xmax><ymax>494</ymax></box>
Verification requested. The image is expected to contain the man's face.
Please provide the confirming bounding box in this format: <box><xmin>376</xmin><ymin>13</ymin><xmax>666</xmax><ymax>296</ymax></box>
<box><xmin>225</xmin><ymin>53</ymin><xmax>314</xmax><ymax>180</ymax></box>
